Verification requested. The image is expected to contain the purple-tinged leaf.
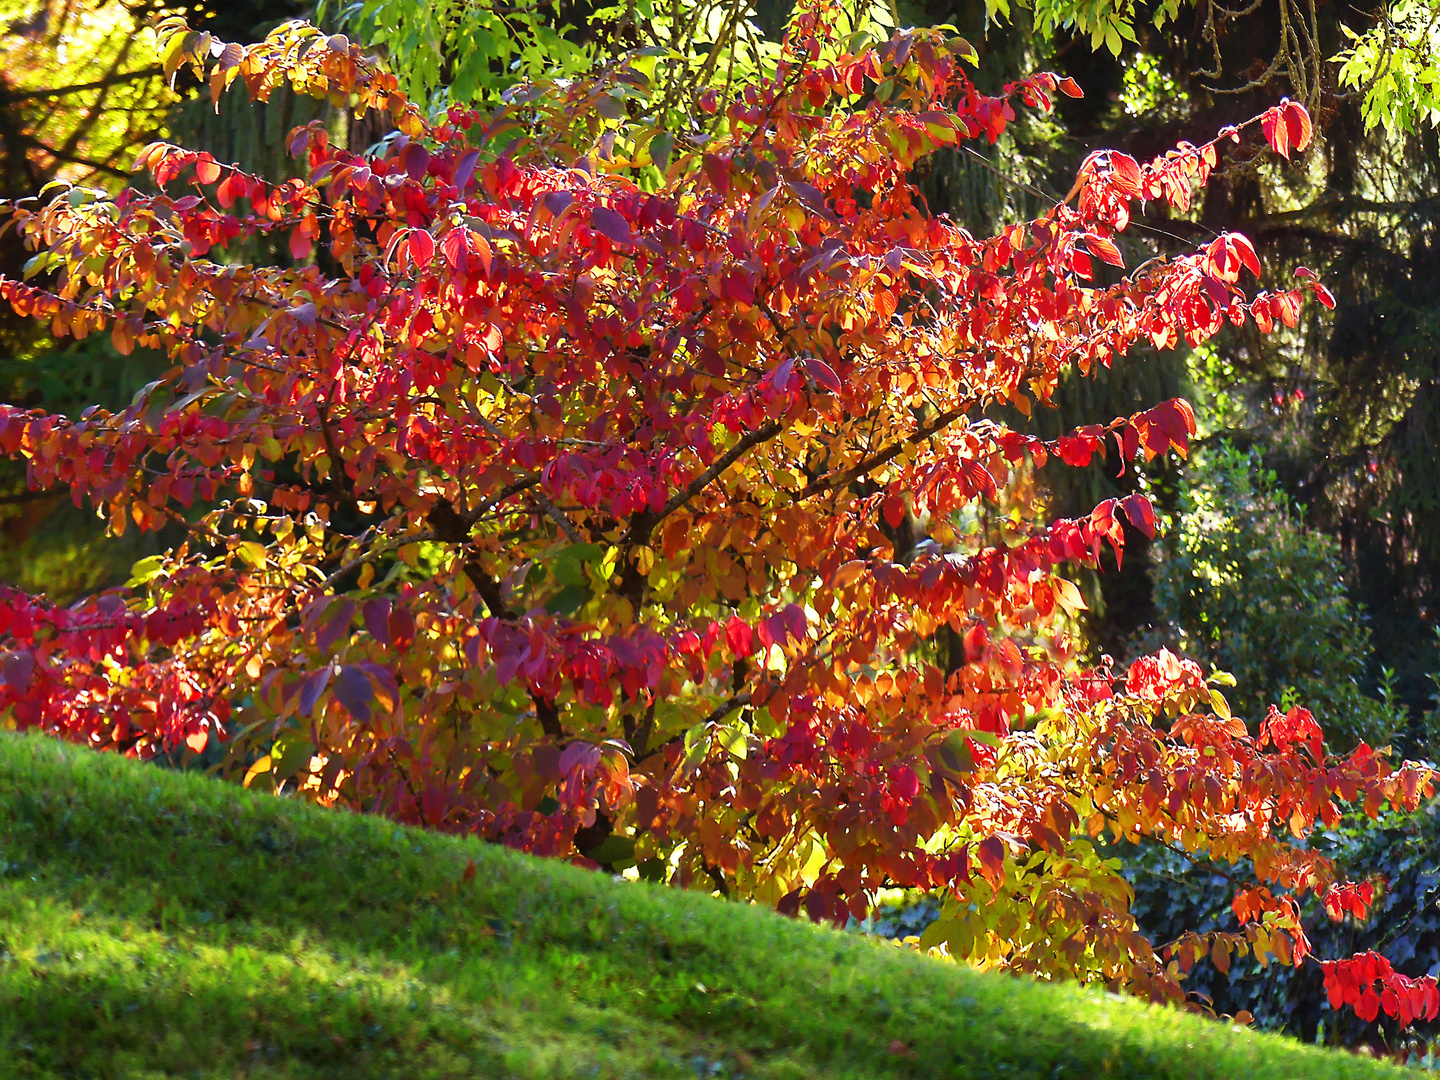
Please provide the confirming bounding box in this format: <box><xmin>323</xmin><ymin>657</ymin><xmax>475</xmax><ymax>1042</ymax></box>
<box><xmin>363</xmin><ymin>598</ymin><xmax>393</xmax><ymax>646</ymax></box>
<box><xmin>314</xmin><ymin>598</ymin><xmax>355</xmax><ymax>654</ymax></box>
<box><xmin>1</xmin><ymin>650</ymin><xmax>35</xmax><ymax>695</ymax></box>
<box><xmin>591</xmin><ymin>206</ymin><xmax>634</xmax><ymax>245</ymax></box>
<box><xmin>453</xmin><ymin>149</ymin><xmax>480</xmax><ymax>193</ymax></box>
<box><xmin>333</xmin><ymin>665</ymin><xmax>374</xmax><ymax>721</ymax></box>
<box><xmin>299</xmin><ymin>666</ymin><xmax>333</xmax><ymax>716</ymax></box>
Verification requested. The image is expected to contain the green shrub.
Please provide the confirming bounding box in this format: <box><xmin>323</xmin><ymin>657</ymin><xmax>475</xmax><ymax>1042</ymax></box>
<box><xmin>1146</xmin><ymin>443</ymin><xmax>1404</xmax><ymax>750</ymax></box>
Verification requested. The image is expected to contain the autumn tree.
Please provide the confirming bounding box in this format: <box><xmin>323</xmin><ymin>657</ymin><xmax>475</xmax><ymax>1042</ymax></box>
<box><xmin>0</xmin><ymin>1</ymin><xmax>1434</xmax><ymax>1024</ymax></box>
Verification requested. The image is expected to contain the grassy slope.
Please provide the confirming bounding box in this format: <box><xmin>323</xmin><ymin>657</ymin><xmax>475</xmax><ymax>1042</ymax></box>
<box><xmin>0</xmin><ymin>733</ymin><xmax>1403</xmax><ymax>1080</ymax></box>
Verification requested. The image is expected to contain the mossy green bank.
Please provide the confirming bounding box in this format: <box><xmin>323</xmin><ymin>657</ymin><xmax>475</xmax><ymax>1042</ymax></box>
<box><xmin>0</xmin><ymin>733</ymin><xmax>1403</xmax><ymax>1078</ymax></box>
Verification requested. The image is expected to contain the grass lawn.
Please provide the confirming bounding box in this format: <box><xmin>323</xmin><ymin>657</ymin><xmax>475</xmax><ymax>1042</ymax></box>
<box><xmin>0</xmin><ymin>731</ymin><xmax>1404</xmax><ymax>1079</ymax></box>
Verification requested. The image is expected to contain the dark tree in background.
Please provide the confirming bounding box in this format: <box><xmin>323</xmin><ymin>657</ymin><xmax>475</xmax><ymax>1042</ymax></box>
<box><xmin>894</xmin><ymin>0</ymin><xmax>1440</xmax><ymax>719</ymax></box>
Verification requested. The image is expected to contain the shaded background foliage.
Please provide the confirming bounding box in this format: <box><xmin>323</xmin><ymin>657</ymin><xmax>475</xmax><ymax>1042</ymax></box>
<box><xmin>1144</xmin><ymin>443</ymin><xmax>1406</xmax><ymax>753</ymax></box>
<box><xmin>1123</xmin><ymin>804</ymin><xmax>1440</xmax><ymax>1054</ymax></box>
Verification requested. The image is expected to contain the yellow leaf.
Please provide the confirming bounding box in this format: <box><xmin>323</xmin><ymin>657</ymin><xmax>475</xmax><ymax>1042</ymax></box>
<box><xmin>1052</xmin><ymin>576</ymin><xmax>1087</xmax><ymax>616</ymax></box>
<box><xmin>236</xmin><ymin>541</ymin><xmax>267</xmax><ymax>568</ymax></box>
<box><xmin>634</xmin><ymin>546</ymin><xmax>655</xmax><ymax>575</ymax></box>
<box><xmin>243</xmin><ymin>754</ymin><xmax>273</xmax><ymax>788</ymax></box>
<box><xmin>1209</xmin><ymin>688</ymin><xmax>1232</xmax><ymax>720</ymax></box>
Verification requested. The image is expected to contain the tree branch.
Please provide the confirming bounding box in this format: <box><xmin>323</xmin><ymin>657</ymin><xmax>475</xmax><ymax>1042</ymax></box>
<box><xmin>794</xmin><ymin>401</ymin><xmax>971</xmax><ymax>502</ymax></box>
<box><xmin>626</xmin><ymin>418</ymin><xmax>784</xmax><ymax>545</ymax></box>
<box><xmin>2</xmin><ymin>65</ymin><xmax>162</xmax><ymax>104</ymax></box>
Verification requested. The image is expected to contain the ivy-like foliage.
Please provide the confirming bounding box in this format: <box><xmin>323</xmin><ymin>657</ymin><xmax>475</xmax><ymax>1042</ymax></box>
<box><xmin>0</xmin><ymin>1</ymin><xmax>1432</xmax><ymax>1023</ymax></box>
<box><xmin>1335</xmin><ymin>0</ymin><xmax>1440</xmax><ymax>136</ymax></box>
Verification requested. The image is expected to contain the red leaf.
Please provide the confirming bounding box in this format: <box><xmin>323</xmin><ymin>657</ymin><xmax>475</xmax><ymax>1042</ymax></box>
<box><xmin>441</xmin><ymin>229</ymin><xmax>467</xmax><ymax>271</ymax></box>
<box><xmin>1148</xmin><ymin>399</ymin><xmax>1193</xmax><ymax>457</ymax></box>
<box><xmin>407</xmin><ymin>228</ymin><xmax>434</xmax><ymax>267</ymax></box>
<box><xmin>1357</xmin><ymin>987</ymin><xmax>1381</xmax><ymax>1023</ymax></box>
<box><xmin>194</xmin><ymin>155</ymin><xmax>221</xmax><ymax>185</ymax></box>
<box><xmin>421</xmin><ymin>785</ymin><xmax>445</xmax><ymax>825</ymax></box>
<box><xmin>1087</xmin><ymin>234</ymin><xmax>1124</xmax><ymax>267</ymax></box>
<box><xmin>725</xmin><ymin>617</ymin><xmax>754</xmax><ymax>657</ymax></box>
<box><xmin>559</xmin><ymin>740</ymin><xmax>601</xmax><ymax>774</ymax></box>
<box><xmin>1056</xmin><ymin>435</ymin><xmax>1095</xmax><ymax>468</ymax></box>
<box><xmin>1120</xmin><ymin>493</ymin><xmax>1156</xmax><ymax>538</ymax></box>
<box><xmin>702</xmin><ymin>153</ymin><xmax>730</xmax><ymax>194</ymax></box>
<box><xmin>976</xmin><ymin>836</ymin><xmax>1006</xmax><ymax>886</ymax></box>
<box><xmin>1108</xmin><ymin>154</ymin><xmax>1142</xmax><ymax>198</ymax></box>
<box><xmin>288</xmin><ymin>228</ymin><xmax>313</xmax><ymax>261</ymax></box>
<box><xmin>1325</xmin><ymin>970</ymin><xmax>1347</xmax><ymax>1011</ymax></box>
<box><xmin>1252</xmin><ymin>296</ymin><xmax>1275</xmax><ymax>334</ymax></box>
<box><xmin>1057</xmin><ymin>76</ymin><xmax>1083</xmax><ymax>98</ymax></box>
<box><xmin>1277</xmin><ymin>289</ymin><xmax>1304</xmax><ymax>328</ymax></box>
<box><xmin>389</xmin><ymin>606</ymin><xmax>415</xmax><ymax>650</ymax></box>
<box><xmin>1262</xmin><ymin>107</ymin><xmax>1290</xmax><ymax>160</ymax></box>
<box><xmin>963</xmin><ymin>622</ymin><xmax>988</xmax><ymax>661</ymax></box>
<box><xmin>1282</xmin><ymin>100</ymin><xmax>1312</xmax><ymax>152</ymax></box>
<box><xmin>1229</xmin><ymin>234</ymin><xmax>1261</xmax><ymax>278</ymax></box>
<box><xmin>215</xmin><ymin>172</ymin><xmax>244</xmax><ymax>208</ymax></box>
<box><xmin>961</xmin><ymin>457</ymin><xmax>999</xmax><ymax>501</ymax></box>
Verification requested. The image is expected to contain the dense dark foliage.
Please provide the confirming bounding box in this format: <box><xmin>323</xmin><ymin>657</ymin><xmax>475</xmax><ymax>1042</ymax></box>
<box><xmin>908</xmin><ymin>0</ymin><xmax>1440</xmax><ymax>710</ymax></box>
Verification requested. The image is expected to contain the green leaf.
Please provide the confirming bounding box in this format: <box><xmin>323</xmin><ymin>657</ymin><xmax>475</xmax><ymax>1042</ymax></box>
<box><xmin>649</xmin><ymin>132</ymin><xmax>675</xmax><ymax>171</ymax></box>
<box><xmin>270</xmin><ymin>735</ymin><xmax>315</xmax><ymax>780</ymax></box>
<box><xmin>679</xmin><ymin>724</ymin><xmax>712</xmax><ymax>774</ymax></box>
<box><xmin>716</xmin><ymin>725</ymin><xmax>748</xmax><ymax>760</ymax></box>
<box><xmin>127</xmin><ymin>555</ymin><xmax>167</xmax><ymax>588</ymax></box>
<box><xmin>584</xmin><ymin>834</ymin><xmax>636</xmax><ymax>865</ymax></box>
<box><xmin>544</xmin><ymin>584</ymin><xmax>589</xmax><ymax>615</ymax></box>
